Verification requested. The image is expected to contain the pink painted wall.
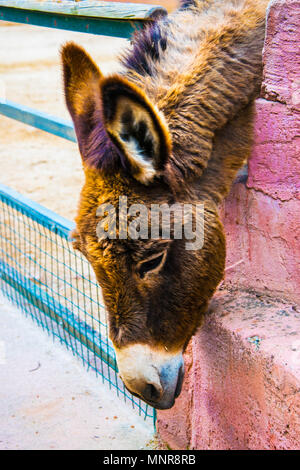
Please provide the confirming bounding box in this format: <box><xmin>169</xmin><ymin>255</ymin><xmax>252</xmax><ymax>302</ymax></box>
<box><xmin>157</xmin><ymin>0</ymin><xmax>300</xmax><ymax>449</ymax></box>
<box><xmin>158</xmin><ymin>290</ymin><xmax>300</xmax><ymax>450</ymax></box>
<box><xmin>223</xmin><ymin>0</ymin><xmax>300</xmax><ymax>303</ymax></box>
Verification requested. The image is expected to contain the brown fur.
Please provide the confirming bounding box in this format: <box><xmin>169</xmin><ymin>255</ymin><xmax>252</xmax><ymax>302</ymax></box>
<box><xmin>61</xmin><ymin>0</ymin><xmax>268</xmax><ymax>356</ymax></box>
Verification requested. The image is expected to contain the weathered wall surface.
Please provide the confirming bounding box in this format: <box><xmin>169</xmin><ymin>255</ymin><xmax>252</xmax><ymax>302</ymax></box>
<box><xmin>158</xmin><ymin>290</ymin><xmax>300</xmax><ymax>450</ymax></box>
<box><xmin>223</xmin><ymin>0</ymin><xmax>300</xmax><ymax>303</ymax></box>
<box><xmin>157</xmin><ymin>0</ymin><xmax>300</xmax><ymax>450</ymax></box>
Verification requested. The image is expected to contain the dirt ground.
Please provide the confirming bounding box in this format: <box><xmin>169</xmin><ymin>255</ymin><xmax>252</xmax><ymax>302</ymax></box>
<box><xmin>0</xmin><ymin>294</ymin><xmax>155</xmax><ymax>450</ymax></box>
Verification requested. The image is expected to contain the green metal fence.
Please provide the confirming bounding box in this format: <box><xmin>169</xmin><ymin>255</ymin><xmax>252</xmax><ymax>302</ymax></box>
<box><xmin>0</xmin><ymin>0</ymin><xmax>165</xmax><ymax>425</ymax></box>
<box><xmin>0</xmin><ymin>183</ymin><xmax>156</xmax><ymax>424</ymax></box>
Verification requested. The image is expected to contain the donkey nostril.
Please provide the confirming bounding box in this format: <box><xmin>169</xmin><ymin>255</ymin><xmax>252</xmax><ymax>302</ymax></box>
<box><xmin>143</xmin><ymin>383</ymin><xmax>162</xmax><ymax>402</ymax></box>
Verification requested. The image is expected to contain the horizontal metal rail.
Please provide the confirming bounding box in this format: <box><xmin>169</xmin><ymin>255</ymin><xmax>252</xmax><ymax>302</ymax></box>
<box><xmin>0</xmin><ymin>0</ymin><xmax>167</xmax><ymax>20</ymax></box>
<box><xmin>0</xmin><ymin>100</ymin><xmax>76</xmax><ymax>143</ymax></box>
<box><xmin>0</xmin><ymin>183</ymin><xmax>75</xmax><ymax>239</ymax></box>
<box><xmin>0</xmin><ymin>100</ymin><xmax>248</xmax><ymax>181</ymax></box>
<box><xmin>0</xmin><ymin>0</ymin><xmax>167</xmax><ymax>38</ymax></box>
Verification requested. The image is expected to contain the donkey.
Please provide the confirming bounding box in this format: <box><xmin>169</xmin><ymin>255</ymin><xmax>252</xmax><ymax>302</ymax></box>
<box><xmin>61</xmin><ymin>0</ymin><xmax>269</xmax><ymax>409</ymax></box>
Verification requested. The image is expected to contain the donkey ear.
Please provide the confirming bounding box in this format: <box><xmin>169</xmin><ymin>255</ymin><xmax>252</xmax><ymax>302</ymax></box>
<box><xmin>100</xmin><ymin>75</ymin><xmax>172</xmax><ymax>185</ymax></box>
<box><xmin>61</xmin><ymin>42</ymin><xmax>103</xmax><ymax>156</ymax></box>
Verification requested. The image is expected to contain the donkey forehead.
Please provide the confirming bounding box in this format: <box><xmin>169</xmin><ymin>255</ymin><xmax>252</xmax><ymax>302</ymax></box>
<box><xmin>82</xmin><ymin>166</ymin><xmax>171</xmax><ymax>203</ymax></box>
<box><xmin>78</xmin><ymin>179</ymin><xmax>174</xmax><ymax>236</ymax></box>
<box><xmin>97</xmin><ymin>237</ymin><xmax>171</xmax><ymax>261</ymax></box>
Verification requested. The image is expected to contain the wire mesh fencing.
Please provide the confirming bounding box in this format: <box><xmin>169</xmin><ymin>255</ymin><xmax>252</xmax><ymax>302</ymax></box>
<box><xmin>0</xmin><ymin>184</ymin><xmax>156</xmax><ymax>426</ymax></box>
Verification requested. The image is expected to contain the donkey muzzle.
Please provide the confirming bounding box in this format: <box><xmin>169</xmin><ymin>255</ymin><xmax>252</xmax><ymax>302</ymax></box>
<box><xmin>114</xmin><ymin>344</ymin><xmax>184</xmax><ymax>409</ymax></box>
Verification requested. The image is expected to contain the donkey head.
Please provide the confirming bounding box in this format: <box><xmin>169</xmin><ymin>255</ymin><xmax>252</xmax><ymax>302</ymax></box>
<box><xmin>62</xmin><ymin>43</ymin><xmax>225</xmax><ymax>409</ymax></box>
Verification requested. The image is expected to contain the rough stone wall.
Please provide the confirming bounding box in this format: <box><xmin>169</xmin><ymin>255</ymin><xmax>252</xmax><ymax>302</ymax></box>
<box><xmin>157</xmin><ymin>0</ymin><xmax>300</xmax><ymax>450</ymax></box>
<box><xmin>223</xmin><ymin>0</ymin><xmax>300</xmax><ymax>303</ymax></box>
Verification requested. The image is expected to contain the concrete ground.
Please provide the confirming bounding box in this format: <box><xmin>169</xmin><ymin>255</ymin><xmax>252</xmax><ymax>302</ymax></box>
<box><xmin>0</xmin><ymin>295</ymin><xmax>154</xmax><ymax>450</ymax></box>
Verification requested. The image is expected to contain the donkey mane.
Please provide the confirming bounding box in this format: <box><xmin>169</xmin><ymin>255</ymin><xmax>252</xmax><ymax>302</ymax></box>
<box><xmin>121</xmin><ymin>0</ymin><xmax>202</xmax><ymax>77</ymax></box>
<box><xmin>120</xmin><ymin>0</ymin><xmax>268</xmax><ymax>200</ymax></box>
<box><xmin>122</xmin><ymin>21</ymin><xmax>168</xmax><ymax>78</ymax></box>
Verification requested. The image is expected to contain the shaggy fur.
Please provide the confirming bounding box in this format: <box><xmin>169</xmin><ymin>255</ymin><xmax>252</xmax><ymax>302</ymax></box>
<box><xmin>61</xmin><ymin>0</ymin><xmax>269</xmax><ymax>356</ymax></box>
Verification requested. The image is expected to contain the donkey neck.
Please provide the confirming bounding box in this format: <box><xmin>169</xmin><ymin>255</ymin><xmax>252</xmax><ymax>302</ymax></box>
<box><xmin>123</xmin><ymin>1</ymin><xmax>267</xmax><ymax>185</ymax></box>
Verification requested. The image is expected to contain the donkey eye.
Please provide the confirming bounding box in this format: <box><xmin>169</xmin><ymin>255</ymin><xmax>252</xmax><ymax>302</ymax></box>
<box><xmin>138</xmin><ymin>253</ymin><xmax>165</xmax><ymax>278</ymax></box>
